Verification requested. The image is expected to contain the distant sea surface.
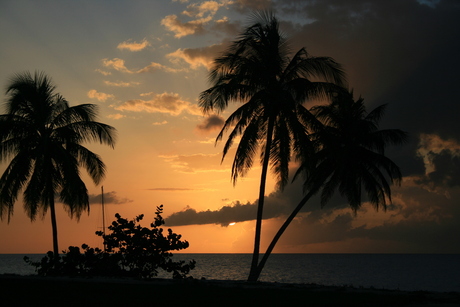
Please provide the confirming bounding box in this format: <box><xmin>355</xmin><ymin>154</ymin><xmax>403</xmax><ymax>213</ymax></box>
<box><xmin>1</xmin><ymin>253</ymin><xmax>459</xmax><ymax>293</ymax></box>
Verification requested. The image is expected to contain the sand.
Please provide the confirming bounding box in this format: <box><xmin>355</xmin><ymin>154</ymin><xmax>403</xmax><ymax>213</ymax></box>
<box><xmin>1</xmin><ymin>274</ymin><xmax>459</xmax><ymax>306</ymax></box>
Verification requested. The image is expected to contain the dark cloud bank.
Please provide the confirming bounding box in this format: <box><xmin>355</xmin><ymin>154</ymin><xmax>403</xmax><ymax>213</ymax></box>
<box><xmin>168</xmin><ymin>0</ymin><xmax>460</xmax><ymax>252</ymax></box>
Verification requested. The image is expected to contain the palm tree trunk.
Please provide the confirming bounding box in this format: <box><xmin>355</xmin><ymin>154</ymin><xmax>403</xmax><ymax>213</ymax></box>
<box><xmin>49</xmin><ymin>198</ymin><xmax>59</xmax><ymax>257</ymax></box>
<box><xmin>252</xmin><ymin>189</ymin><xmax>316</xmax><ymax>281</ymax></box>
<box><xmin>247</xmin><ymin>116</ymin><xmax>275</xmax><ymax>282</ymax></box>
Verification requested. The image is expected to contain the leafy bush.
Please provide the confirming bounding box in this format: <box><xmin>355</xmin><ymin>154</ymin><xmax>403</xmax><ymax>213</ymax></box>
<box><xmin>25</xmin><ymin>205</ymin><xmax>196</xmax><ymax>279</ymax></box>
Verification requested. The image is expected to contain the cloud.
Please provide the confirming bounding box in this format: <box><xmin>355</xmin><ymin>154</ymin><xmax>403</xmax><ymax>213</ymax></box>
<box><xmin>107</xmin><ymin>114</ymin><xmax>125</xmax><ymax>120</ymax></box>
<box><xmin>414</xmin><ymin>134</ymin><xmax>460</xmax><ymax>190</ymax></box>
<box><xmin>162</xmin><ymin>1</ymin><xmax>238</xmax><ymax>38</ymax></box>
<box><xmin>117</xmin><ymin>38</ymin><xmax>150</xmax><ymax>51</ymax></box>
<box><xmin>87</xmin><ymin>89</ymin><xmax>114</xmax><ymax>102</ymax></box>
<box><xmin>159</xmin><ymin>151</ymin><xmax>232</xmax><ymax>173</ymax></box>
<box><xmin>88</xmin><ymin>191</ymin><xmax>133</xmax><ymax>205</ymax></box>
<box><xmin>165</xmin><ymin>200</ymin><xmax>286</xmax><ymax>227</ymax></box>
<box><xmin>165</xmin><ymin>179</ymin><xmax>305</xmax><ymax>226</ymax></box>
<box><xmin>102</xmin><ymin>58</ymin><xmax>180</xmax><ymax>74</ymax></box>
<box><xmin>166</xmin><ymin>44</ymin><xmax>226</xmax><ymax>69</ymax></box>
<box><xmin>114</xmin><ymin>92</ymin><xmax>201</xmax><ymax>116</ymax></box>
<box><xmin>152</xmin><ymin>120</ymin><xmax>168</xmax><ymax>126</ymax></box>
<box><xmin>232</xmin><ymin>0</ymin><xmax>273</xmax><ymax>12</ymax></box>
<box><xmin>182</xmin><ymin>1</ymin><xmax>223</xmax><ymax>18</ymax></box>
<box><xmin>161</xmin><ymin>14</ymin><xmax>211</xmax><ymax>38</ymax></box>
<box><xmin>195</xmin><ymin>114</ymin><xmax>225</xmax><ymax>134</ymax></box>
<box><xmin>95</xmin><ymin>69</ymin><xmax>111</xmax><ymax>76</ymax></box>
<box><xmin>104</xmin><ymin>80</ymin><xmax>140</xmax><ymax>87</ymax></box>
<box><xmin>102</xmin><ymin>58</ymin><xmax>131</xmax><ymax>73</ymax></box>
<box><xmin>147</xmin><ymin>188</ymin><xmax>198</xmax><ymax>191</ymax></box>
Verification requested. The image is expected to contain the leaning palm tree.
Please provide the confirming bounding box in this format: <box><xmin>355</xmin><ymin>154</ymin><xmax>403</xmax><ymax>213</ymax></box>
<box><xmin>0</xmin><ymin>71</ymin><xmax>116</xmax><ymax>257</ymax></box>
<box><xmin>251</xmin><ymin>91</ymin><xmax>408</xmax><ymax>281</ymax></box>
<box><xmin>199</xmin><ymin>13</ymin><xmax>346</xmax><ymax>281</ymax></box>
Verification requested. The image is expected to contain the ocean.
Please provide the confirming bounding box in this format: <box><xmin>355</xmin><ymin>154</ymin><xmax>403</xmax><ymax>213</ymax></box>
<box><xmin>1</xmin><ymin>253</ymin><xmax>459</xmax><ymax>293</ymax></box>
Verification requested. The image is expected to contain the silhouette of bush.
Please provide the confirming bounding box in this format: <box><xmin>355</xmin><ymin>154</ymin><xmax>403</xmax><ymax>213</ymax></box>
<box><xmin>25</xmin><ymin>205</ymin><xmax>195</xmax><ymax>279</ymax></box>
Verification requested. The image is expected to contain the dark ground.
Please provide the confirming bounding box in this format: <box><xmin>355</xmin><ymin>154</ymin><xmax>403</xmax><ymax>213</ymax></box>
<box><xmin>1</xmin><ymin>275</ymin><xmax>459</xmax><ymax>306</ymax></box>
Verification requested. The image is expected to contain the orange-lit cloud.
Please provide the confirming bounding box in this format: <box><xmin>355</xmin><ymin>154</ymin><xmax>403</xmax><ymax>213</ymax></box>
<box><xmin>159</xmin><ymin>152</ymin><xmax>231</xmax><ymax>173</ymax></box>
<box><xmin>117</xmin><ymin>38</ymin><xmax>150</xmax><ymax>51</ymax></box>
<box><xmin>87</xmin><ymin>89</ymin><xmax>114</xmax><ymax>102</ymax></box>
<box><xmin>115</xmin><ymin>92</ymin><xmax>201</xmax><ymax>116</ymax></box>
<box><xmin>182</xmin><ymin>1</ymin><xmax>223</xmax><ymax>18</ymax></box>
<box><xmin>104</xmin><ymin>80</ymin><xmax>140</xmax><ymax>87</ymax></box>
<box><xmin>102</xmin><ymin>58</ymin><xmax>180</xmax><ymax>74</ymax></box>
<box><xmin>161</xmin><ymin>14</ymin><xmax>211</xmax><ymax>38</ymax></box>
<box><xmin>152</xmin><ymin>120</ymin><xmax>168</xmax><ymax>126</ymax></box>
<box><xmin>147</xmin><ymin>188</ymin><xmax>198</xmax><ymax>191</ymax></box>
<box><xmin>95</xmin><ymin>69</ymin><xmax>111</xmax><ymax>76</ymax></box>
<box><xmin>107</xmin><ymin>114</ymin><xmax>125</xmax><ymax>120</ymax></box>
<box><xmin>167</xmin><ymin>44</ymin><xmax>225</xmax><ymax>69</ymax></box>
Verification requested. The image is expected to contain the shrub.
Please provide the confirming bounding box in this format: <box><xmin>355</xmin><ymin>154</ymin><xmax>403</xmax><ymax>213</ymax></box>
<box><xmin>25</xmin><ymin>205</ymin><xmax>195</xmax><ymax>279</ymax></box>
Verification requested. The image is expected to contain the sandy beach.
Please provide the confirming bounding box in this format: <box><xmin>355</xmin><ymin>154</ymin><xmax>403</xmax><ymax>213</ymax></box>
<box><xmin>1</xmin><ymin>275</ymin><xmax>459</xmax><ymax>306</ymax></box>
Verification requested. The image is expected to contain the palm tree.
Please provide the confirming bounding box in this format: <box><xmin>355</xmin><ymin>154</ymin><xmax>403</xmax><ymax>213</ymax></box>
<box><xmin>251</xmin><ymin>91</ymin><xmax>408</xmax><ymax>281</ymax></box>
<box><xmin>199</xmin><ymin>13</ymin><xmax>346</xmax><ymax>281</ymax></box>
<box><xmin>0</xmin><ymin>71</ymin><xmax>116</xmax><ymax>257</ymax></box>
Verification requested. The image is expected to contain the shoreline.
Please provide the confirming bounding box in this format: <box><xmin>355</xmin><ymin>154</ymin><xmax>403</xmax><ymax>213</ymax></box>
<box><xmin>2</xmin><ymin>274</ymin><xmax>459</xmax><ymax>306</ymax></box>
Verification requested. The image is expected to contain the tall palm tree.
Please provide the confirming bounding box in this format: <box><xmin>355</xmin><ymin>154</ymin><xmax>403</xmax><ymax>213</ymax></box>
<box><xmin>199</xmin><ymin>13</ymin><xmax>346</xmax><ymax>281</ymax></box>
<box><xmin>0</xmin><ymin>71</ymin><xmax>116</xmax><ymax>256</ymax></box>
<box><xmin>251</xmin><ymin>91</ymin><xmax>408</xmax><ymax>281</ymax></box>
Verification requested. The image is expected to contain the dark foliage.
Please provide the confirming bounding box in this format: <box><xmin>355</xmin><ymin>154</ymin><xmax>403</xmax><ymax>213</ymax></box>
<box><xmin>24</xmin><ymin>205</ymin><xmax>195</xmax><ymax>279</ymax></box>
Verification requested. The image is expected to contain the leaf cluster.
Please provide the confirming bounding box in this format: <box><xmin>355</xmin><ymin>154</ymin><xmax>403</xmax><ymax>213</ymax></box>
<box><xmin>24</xmin><ymin>205</ymin><xmax>196</xmax><ymax>279</ymax></box>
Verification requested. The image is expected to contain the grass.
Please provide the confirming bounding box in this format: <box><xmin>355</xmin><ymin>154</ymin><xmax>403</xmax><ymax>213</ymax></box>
<box><xmin>1</xmin><ymin>275</ymin><xmax>459</xmax><ymax>306</ymax></box>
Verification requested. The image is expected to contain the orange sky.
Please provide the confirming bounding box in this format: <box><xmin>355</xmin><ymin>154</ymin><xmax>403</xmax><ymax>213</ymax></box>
<box><xmin>1</xmin><ymin>0</ymin><xmax>460</xmax><ymax>254</ymax></box>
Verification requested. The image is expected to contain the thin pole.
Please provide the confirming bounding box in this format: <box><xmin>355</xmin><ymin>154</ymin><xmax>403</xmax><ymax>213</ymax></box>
<box><xmin>101</xmin><ymin>186</ymin><xmax>106</xmax><ymax>250</ymax></box>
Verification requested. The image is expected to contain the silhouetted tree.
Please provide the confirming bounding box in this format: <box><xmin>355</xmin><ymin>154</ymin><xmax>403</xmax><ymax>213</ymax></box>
<box><xmin>252</xmin><ymin>91</ymin><xmax>408</xmax><ymax>281</ymax></box>
<box><xmin>25</xmin><ymin>205</ymin><xmax>196</xmax><ymax>279</ymax></box>
<box><xmin>199</xmin><ymin>12</ymin><xmax>346</xmax><ymax>281</ymax></box>
<box><xmin>0</xmin><ymin>71</ymin><xmax>116</xmax><ymax>256</ymax></box>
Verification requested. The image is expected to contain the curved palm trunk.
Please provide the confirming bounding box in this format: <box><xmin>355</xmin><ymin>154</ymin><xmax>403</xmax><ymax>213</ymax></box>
<box><xmin>49</xmin><ymin>197</ymin><xmax>59</xmax><ymax>257</ymax></box>
<box><xmin>247</xmin><ymin>116</ymin><xmax>275</xmax><ymax>282</ymax></box>
<box><xmin>252</xmin><ymin>189</ymin><xmax>316</xmax><ymax>281</ymax></box>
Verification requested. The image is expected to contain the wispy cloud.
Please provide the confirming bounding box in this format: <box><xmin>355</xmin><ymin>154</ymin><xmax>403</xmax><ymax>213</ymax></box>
<box><xmin>115</xmin><ymin>92</ymin><xmax>201</xmax><ymax>116</ymax></box>
<box><xmin>102</xmin><ymin>58</ymin><xmax>180</xmax><ymax>74</ymax></box>
<box><xmin>117</xmin><ymin>38</ymin><xmax>150</xmax><ymax>52</ymax></box>
<box><xmin>161</xmin><ymin>14</ymin><xmax>211</xmax><ymax>38</ymax></box>
<box><xmin>167</xmin><ymin>43</ymin><xmax>225</xmax><ymax>69</ymax></box>
<box><xmin>159</xmin><ymin>151</ymin><xmax>232</xmax><ymax>173</ymax></box>
<box><xmin>182</xmin><ymin>1</ymin><xmax>223</xmax><ymax>18</ymax></box>
<box><xmin>147</xmin><ymin>187</ymin><xmax>198</xmax><ymax>191</ymax></box>
<box><xmin>88</xmin><ymin>190</ymin><xmax>133</xmax><ymax>205</ymax></box>
<box><xmin>152</xmin><ymin>120</ymin><xmax>168</xmax><ymax>126</ymax></box>
<box><xmin>95</xmin><ymin>69</ymin><xmax>111</xmax><ymax>76</ymax></box>
<box><xmin>107</xmin><ymin>114</ymin><xmax>126</xmax><ymax>120</ymax></box>
<box><xmin>87</xmin><ymin>89</ymin><xmax>114</xmax><ymax>102</ymax></box>
<box><xmin>104</xmin><ymin>80</ymin><xmax>140</xmax><ymax>87</ymax></box>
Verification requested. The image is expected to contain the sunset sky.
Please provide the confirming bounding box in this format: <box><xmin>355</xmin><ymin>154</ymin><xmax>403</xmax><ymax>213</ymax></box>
<box><xmin>1</xmin><ymin>0</ymin><xmax>459</xmax><ymax>254</ymax></box>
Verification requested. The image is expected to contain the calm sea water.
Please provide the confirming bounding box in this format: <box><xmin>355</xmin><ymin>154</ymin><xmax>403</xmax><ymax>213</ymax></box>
<box><xmin>1</xmin><ymin>253</ymin><xmax>459</xmax><ymax>293</ymax></box>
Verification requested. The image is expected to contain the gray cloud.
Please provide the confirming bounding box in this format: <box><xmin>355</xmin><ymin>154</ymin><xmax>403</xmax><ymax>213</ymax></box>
<box><xmin>88</xmin><ymin>191</ymin><xmax>133</xmax><ymax>205</ymax></box>
<box><xmin>196</xmin><ymin>114</ymin><xmax>225</xmax><ymax>133</ymax></box>
<box><xmin>165</xmin><ymin>175</ymin><xmax>350</xmax><ymax>227</ymax></box>
<box><xmin>232</xmin><ymin>0</ymin><xmax>273</xmax><ymax>12</ymax></box>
